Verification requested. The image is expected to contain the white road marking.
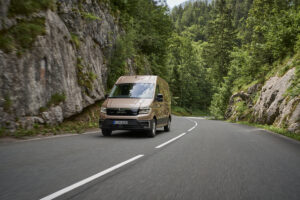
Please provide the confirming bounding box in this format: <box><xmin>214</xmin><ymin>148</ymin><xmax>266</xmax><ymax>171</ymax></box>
<box><xmin>40</xmin><ymin>154</ymin><xmax>144</xmax><ymax>200</ymax></box>
<box><xmin>187</xmin><ymin>117</ymin><xmax>206</xmax><ymax>120</ymax></box>
<box><xmin>155</xmin><ymin>118</ymin><xmax>198</xmax><ymax>149</ymax></box>
<box><xmin>186</xmin><ymin>118</ymin><xmax>198</xmax><ymax>132</ymax></box>
<box><xmin>188</xmin><ymin>126</ymin><xmax>196</xmax><ymax>132</ymax></box>
<box><xmin>155</xmin><ymin>133</ymin><xmax>186</xmax><ymax>149</ymax></box>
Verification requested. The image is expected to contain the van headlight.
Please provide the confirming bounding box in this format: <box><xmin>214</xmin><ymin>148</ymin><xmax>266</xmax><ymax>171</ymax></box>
<box><xmin>101</xmin><ymin>107</ymin><xmax>107</xmax><ymax>114</ymax></box>
<box><xmin>139</xmin><ymin>107</ymin><xmax>151</xmax><ymax>114</ymax></box>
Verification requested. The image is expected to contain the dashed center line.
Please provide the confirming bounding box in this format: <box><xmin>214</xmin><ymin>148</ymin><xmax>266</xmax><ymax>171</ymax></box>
<box><xmin>40</xmin><ymin>117</ymin><xmax>199</xmax><ymax>200</ymax></box>
<box><xmin>155</xmin><ymin>132</ymin><xmax>187</xmax><ymax>149</ymax></box>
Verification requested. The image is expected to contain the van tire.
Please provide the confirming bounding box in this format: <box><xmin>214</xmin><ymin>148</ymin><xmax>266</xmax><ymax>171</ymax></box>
<box><xmin>164</xmin><ymin>117</ymin><xmax>171</xmax><ymax>132</ymax></box>
<box><xmin>102</xmin><ymin>129</ymin><xmax>112</xmax><ymax>136</ymax></box>
<box><xmin>147</xmin><ymin>120</ymin><xmax>156</xmax><ymax>138</ymax></box>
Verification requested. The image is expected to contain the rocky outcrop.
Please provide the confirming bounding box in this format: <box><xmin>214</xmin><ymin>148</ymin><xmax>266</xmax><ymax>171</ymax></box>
<box><xmin>226</xmin><ymin>67</ymin><xmax>300</xmax><ymax>134</ymax></box>
<box><xmin>253</xmin><ymin>68</ymin><xmax>294</xmax><ymax>124</ymax></box>
<box><xmin>0</xmin><ymin>0</ymin><xmax>121</xmax><ymax>131</ymax></box>
<box><xmin>225</xmin><ymin>83</ymin><xmax>262</xmax><ymax>121</ymax></box>
<box><xmin>253</xmin><ymin>68</ymin><xmax>299</xmax><ymax>133</ymax></box>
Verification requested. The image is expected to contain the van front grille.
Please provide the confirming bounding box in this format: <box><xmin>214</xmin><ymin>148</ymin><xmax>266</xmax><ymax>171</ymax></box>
<box><xmin>107</xmin><ymin>108</ymin><xmax>139</xmax><ymax>116</ymax></box>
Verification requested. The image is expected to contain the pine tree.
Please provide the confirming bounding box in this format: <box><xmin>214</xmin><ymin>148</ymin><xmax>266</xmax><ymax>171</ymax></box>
<box><xmin>205</xmin><ymin>0</ymin><xmax>236</xmax><ymax>85</ymax></box>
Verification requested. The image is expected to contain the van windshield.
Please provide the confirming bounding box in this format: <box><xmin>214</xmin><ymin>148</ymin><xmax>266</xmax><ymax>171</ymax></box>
<box><xmin>109</xmin><ymin>83</ymin><xmax>155</xmax><ymax>99</ymax></box>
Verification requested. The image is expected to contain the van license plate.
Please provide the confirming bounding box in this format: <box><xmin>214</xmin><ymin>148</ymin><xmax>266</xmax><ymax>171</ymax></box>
<box><xmin>113</xmin><ymin>121</ymin><xmax>128</xmax><ymax>125</ymax></box>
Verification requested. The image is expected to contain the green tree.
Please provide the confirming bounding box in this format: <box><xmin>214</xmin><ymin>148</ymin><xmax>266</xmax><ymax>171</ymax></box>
<box><xmin>205</xmin><ymin>0</ymin><xmax>237</xmax><ymax>85</ymax></box>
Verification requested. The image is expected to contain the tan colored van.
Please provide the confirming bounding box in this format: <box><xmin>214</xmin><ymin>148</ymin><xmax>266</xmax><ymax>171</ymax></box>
<box><xmin>99</xmin><ymin>75</ymin><xmax>171</xmax><ymax>137</ymax></box>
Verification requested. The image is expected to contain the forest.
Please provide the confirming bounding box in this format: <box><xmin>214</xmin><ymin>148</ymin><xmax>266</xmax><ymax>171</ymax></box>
<box><xmin>107</xmin><ymin>0</ymin><xmax>300</xmax><ymax>119</ymax></box>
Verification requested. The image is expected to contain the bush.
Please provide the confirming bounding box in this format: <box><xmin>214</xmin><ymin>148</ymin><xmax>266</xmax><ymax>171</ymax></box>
<box><xmin>77</xmin><ymin>58</ymin><xmax>97</xmax><ymax>91</ymax></box>
<box><xmin>9</xmin><ymin>0</ymin><xmax>56</xmax><ymax>16</ymax></box>
<box><xmin>81</xmin><ymin>12</ymin><xmax>102</xmax><ymax>21</ymax></box>
<box><xmin>0</xmin><ymin>18</ymin><xmax>46</xmax><ymax>53</ymax></box>
<box><xmin>46</xmin><ymin>93</ymin><xmax>66</xmax><ymax>107</ymax></box>
<box><xmin>3</xmin><ymin>96</ymin><xmax>12</xmax><ymax>112</ymax></box>
<box><xmin>70</xmin><ymin>33</ymin><xmax>80</xmax><ymax>49</ymax></box>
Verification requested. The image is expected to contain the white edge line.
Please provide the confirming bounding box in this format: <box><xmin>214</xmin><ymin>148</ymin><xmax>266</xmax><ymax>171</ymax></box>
<box><xmin>186</xmin><ymin>117</ymin><xmax>205</xmax><ymax>119</ymax></box>
<box><xmin>40</xmin><ymin>154</ymin><xmax>144</xmax><ymax>200</ymax></box>
<box><xmin>155</xmin><ymin>133</ymin><xmax>186</xmax><ymax>149</ymax></box>
<box><xmin>188</xmin><ymin>126</ymin><xmax>195</xmax><ymax>132</ymax></box>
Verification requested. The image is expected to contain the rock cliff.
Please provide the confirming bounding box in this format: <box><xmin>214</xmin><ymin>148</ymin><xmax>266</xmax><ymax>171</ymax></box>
<box><xmin>226</xmin><ymin>64</ymin><xmax>300</xmax><ymax>134</ymax></box>
<box><xmin>0</xmin><ymin>0</ymin><xmax>127</xmax><ymax>130</ymax></box>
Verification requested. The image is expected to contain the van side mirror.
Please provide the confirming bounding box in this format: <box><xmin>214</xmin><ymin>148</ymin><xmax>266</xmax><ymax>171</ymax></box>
<box><xmin>105</xmin><ymin>94</ymin><xmax>108</xmax><ymax>99</ymax></box>
<box><xmin>156</xmin><ymin>94</ymin><xmax>163</xmax><ymax>102</ymax></box>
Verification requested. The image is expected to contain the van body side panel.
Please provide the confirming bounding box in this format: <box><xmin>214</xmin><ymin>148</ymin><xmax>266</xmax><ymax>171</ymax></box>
<box><xmin>155</xmin><ymin>77</ymin><xmax>171</xmax><ymax>127</ymax></box>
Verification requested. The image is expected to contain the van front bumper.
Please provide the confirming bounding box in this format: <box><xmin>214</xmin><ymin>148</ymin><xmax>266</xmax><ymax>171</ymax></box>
<box><xmin>99</xmin><ymin>119</ymin><xmax>153</xmax><ymax>130</ymax></box>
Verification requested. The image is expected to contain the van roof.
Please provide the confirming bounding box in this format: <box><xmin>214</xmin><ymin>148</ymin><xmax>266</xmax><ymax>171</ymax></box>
<box><xmin>116</xmin><ymin>75</ymin><xmax>157</xmax><ymax>84</ymax></box>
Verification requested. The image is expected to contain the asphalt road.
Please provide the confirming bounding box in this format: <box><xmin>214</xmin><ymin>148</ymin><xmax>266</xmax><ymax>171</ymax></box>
<box><xmin>0</xmin><ymin>116</ymin><xmax>300</xmax><ymax>200</ymax></box>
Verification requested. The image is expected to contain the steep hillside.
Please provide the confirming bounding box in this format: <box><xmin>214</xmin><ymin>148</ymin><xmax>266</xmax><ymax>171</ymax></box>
<box><xmin>226</xmin><ymin>54</ymin><xmax>300</xmax><ymax>133</ymax></box>
<box><xmin>0</xmin><ymin>0</ymin><xmax>129</xmax><ymax>131</ymax></box>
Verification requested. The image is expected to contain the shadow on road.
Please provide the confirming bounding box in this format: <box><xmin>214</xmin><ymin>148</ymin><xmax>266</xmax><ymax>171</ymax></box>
<box><xmin>91</xmin><ymin>129</ymin><xmax>165</xmax><ymax>139</ymax></box>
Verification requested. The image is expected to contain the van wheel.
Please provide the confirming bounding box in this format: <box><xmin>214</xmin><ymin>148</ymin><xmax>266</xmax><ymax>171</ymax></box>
<box><xmin>147</xmin><ymin>120</ymin><xmax>156</xmax><ymax>138</ymax></box>
<box><xmin>164</xmin><ymin>118</ymin><xmax>171</xmax><ymax>132</ymax></box>
<box><xmin>102</xmin><ymin>129</ymin><xmax>112</xmax><ymax>136</ymax></box>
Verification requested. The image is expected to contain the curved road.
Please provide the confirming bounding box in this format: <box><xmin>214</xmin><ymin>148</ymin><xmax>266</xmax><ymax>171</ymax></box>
<box><xmin>0</xmin><ymin>116</ymin><xmax>300</xmax><ymax>200</ymax></box>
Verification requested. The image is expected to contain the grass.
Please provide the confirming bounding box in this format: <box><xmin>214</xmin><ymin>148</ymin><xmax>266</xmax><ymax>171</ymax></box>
<box><xmin>0</xmin><ymin>17</ymin><xmax>46</xmax><ymax>53</ymax></box>
<box><xmin>38</xmin><ymin>93</ymin><xmax>66</xmax><ymax>113</ymax></box>
<box><xmin>46</xmin><ymin>93</ymin><xmax>66</xmax><ymax>107</ymax></box>
<box><xmin>233</xmin><ymin>121</ymin><xmax>300</xmax><ymax>141</ymax></box>
<box><xmin>3</xmin><ymin>96</ymin><xmax>12</xmax><ymax>112</ymax></box>
<box><xmin>70</xmin><ymin>33</ymin><xmax>80</xmax><ymax>49</ymax></box>
<box><xmin>10</xmin><ymin>121</ymin><xmax>98</xmax><ymax>138</ymax></box>
<box><xmin>286</xmin><ymin>57</ymin><xmax>300</xmax><ymax>97</ymax></box>
<box><xmin>9</xmin><ymin>0</ymin><xmax>56</xmax><ymax>16</ymax></box>
<box><xmin>77</xmin><ymin>58</ymin><xmax>97</xmax><ymax>91</ymax></box>
<box><xmin>81</xmin><ymin>12</ymin><xmax>102</xmax><ymax>21</ymax></box>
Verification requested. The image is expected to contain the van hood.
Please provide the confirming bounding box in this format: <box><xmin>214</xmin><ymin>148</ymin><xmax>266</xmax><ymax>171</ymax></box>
<box><xmin>105</xmin><ymin>98</ymin><xmax>153</xmax><ymax>108</ymax></box>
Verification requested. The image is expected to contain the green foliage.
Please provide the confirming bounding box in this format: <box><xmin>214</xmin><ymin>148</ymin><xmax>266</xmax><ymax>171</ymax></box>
<box><xmin>70</xmin><ymin>33</ymin><xmax>80</xmax><ymax>49</ymax></box>
<box><xmin>3</xmin><ymin>96</ymin><xmax>12</xmax><ymax>112</ymax></box>
<box><xmin>235</xmin><ymin>121</ymin><xmax>300</xmax><ymax>141</ymax></box>
<box><xmin>39</xmin><ymin>107</ymin><xmax>47</xmax><ymax>113</ymax></box>
<box><xmin>107</xmin><ymin>0</ymin><xmax>172</xmax><ymax>88</ymax></box>
<box><xmin>202</xmin><ymin>0</ymin><xmax>300</xmax><ymax>120</ymax></box>
<box><xmin>168</xmin><ymin>34</ymin><xmax>212</xmax><ymax>110</ymax></box>
<box><xmin>0</xmin><ymin>18</ymin><xmax>46</xmax><ymax>53</ymax></box>
<box><xmin>172</xmin><ymin>106</ymin><xmax>209</xmax><ymax>116</ymax></box>
<box><xmin>47</xmin><ymin>93</ymin><xmax>66</xmax><ymax>107</ymax></box>
<box><xmin>0</xmin><ymin>127</ymin><xmax>6</xmax><ymax>137</ymax></box>
<box><xmin>80</xmin><ymin>12</ymin><xmax>102</xmax><ymax>21</ymax></box>
<box><xmin>234</xmin><ymin>101</ymin><xmax>251</xmax><ymax>120</ymax></box>
<box><xmin>209</xmin><ymin>79</ymin><xmax>232</xmax><ymax>119</ymax></box>
<box><xmin>172</xmin><ymin>106</ymin><xmax>192</xmax><ymax>116</ymax></box>
<box><xmin>286</xmin><ymin>56</ymin><xmax>300</xmax><ymax>97</ymax></box>
<box><xmin>171</xmin><ymin>1</ymin><xmax>213</xmax><ymax>40</ymax></box>
<box><xmin>242</xmin><ymin>0</ymin><xmax>300</xmax><ymax>81</ymax></box>
<box><xmin>37</xmin><ymin>93</ymin><xmax>66</xmax><ymax>113</ymax></box>
<box><xmin>77</xmin><ymin>58</ymin><xmax>97</xmax><ymax>91</ymax></box>
<box><xmin>204</xmin><ymin>0</ymin><xmax>237</xmax><ymax>84</ymax></box>
<box><xmin>3</xmin><ymin>101</ymin><xmax>104</xmax><ymax>138</ymax></box>
<box><xmin>9</xmin><ymin>0</ymin><xmax>56</xmax><ymax>16</ymax></box>
<box><xmin>107</xmin><ymin>32</ymin><xmax>135</xmax><ymax>88</ymax></box>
